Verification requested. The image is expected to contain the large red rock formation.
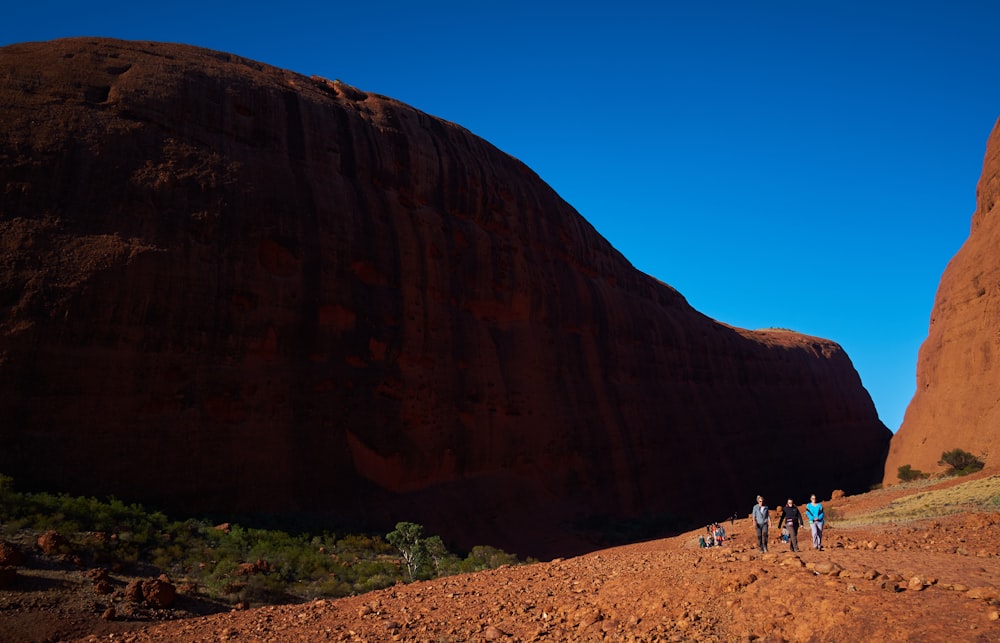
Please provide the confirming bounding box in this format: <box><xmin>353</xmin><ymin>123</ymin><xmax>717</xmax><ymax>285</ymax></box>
<box><xmin>884</xmin><ymin>119</ymin><xmax>1000</xmax><ymax>483</ymax></box>
<box><xmin>0</xmin><ymin>38</ymin><xmax>890</xmax><ymax>557</ymax></box>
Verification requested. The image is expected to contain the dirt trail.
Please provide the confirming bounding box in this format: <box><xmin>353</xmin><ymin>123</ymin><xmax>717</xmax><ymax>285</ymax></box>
<box><xmin>4</xmin><ymin>476</ymin><xmax>1000</xmax><ymax>642</ymax></box>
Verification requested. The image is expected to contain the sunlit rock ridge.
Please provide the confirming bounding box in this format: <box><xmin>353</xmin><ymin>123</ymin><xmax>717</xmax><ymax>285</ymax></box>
<box><xmin>885</xmin><ymin>118</ymin><xmax>1000</xmax><ymax>484</ymax></box>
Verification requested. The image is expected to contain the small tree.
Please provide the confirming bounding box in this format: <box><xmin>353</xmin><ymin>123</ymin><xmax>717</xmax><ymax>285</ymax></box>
<box><xmin>938</xmin><ymin>448</ymin><xmax>985</xmax><ymax>476</ymax></box>
<box><xmin>897</xmin><ymin>464</ymin><xmax>926</xmax><ymax>482</ymax></box>
<box><xmin>421</xmin><ymin>535</ymin><xmax>450</xmax><ymax>576</ymax></box>
<box><xmin>386</xmin><ymin>522</ymin><xmax>425</xmax><ymax>580</ymax></box>
<box><xmin>386</xmin><ymin>523</ymin><xmax>456</xmax><ymax>581</ymax></box>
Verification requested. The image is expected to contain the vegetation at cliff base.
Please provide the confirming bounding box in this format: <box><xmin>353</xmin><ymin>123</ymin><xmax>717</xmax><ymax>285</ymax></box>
<box><xmin>897</xmin><ymin>448</ymin><xmax>985</xmax><ymax>483</ymax></box>
<box><xmin>0</xmin><ymin>474</ymin><xmax>528</xmax><ymax>605</ymax></box>
<box><xmin>897</xmin><ymin>464</ymin><xmax>927</xmax><ymax>482</ymax></box>
<box><xmin>938</xmin><ymin>448</ymin><xmax>985</xmax><ymax>477</ymax></box>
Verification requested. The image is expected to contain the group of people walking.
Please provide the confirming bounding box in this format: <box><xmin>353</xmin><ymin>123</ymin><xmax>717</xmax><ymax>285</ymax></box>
<box><xmin>698</xmin><ymin>522</ymin><xmax>728</xmax><ymax>548</ymax></box>
<box><xmin>750</xmin><ymin>494</ymin><xmax>824</xmax><ymax>553</ymax></box>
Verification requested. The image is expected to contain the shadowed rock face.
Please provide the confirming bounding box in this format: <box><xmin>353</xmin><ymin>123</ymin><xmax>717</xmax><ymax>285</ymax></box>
<box><xmin>884</xmin><ymin>119</ymin><xmax>1000</xmax><ymax>484</ymax></box>
<box><xmin>0</xmin><ymin>38</ymin><xmax>889</xmax><ymax>557</ymax></box>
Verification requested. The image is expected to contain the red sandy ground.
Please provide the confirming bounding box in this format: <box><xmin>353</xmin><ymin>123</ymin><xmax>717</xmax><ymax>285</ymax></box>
<box><xmin>4</xmin><ymin>474</ymin><xmax>1000</xmax><ymax>642</ymax></box>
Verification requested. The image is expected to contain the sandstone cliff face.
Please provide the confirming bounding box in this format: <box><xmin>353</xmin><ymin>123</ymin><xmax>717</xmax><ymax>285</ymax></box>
<box><xmin>884</xmin><ymin>119</ymin><xmax>1000</xmax><ymax>483</ymax></box>
<box><xmin>0</xmin><ymin>38</ymin><xmax>890</xmax><ymax>557</ymax></box>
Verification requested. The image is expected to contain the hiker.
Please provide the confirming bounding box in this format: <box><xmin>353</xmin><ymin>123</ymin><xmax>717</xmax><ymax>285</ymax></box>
<box><xmin>698</xmin><ymin>534</ymin><xmax>707</xmax><ymax>548</ymax></box>
<box><xmin>779</xmin><ymin>498</ymin><xmax>804</xmax><ymax>552</ymax></box>
<box><xmin>806</xmin><ymin>494</ymin><xmax>825</xmax><ymax>550</ymax></box>
<box><xmin>780</xmin><ymin>525</ymin><xmax>789</xmax><ymax>543</ymax></box>
<box><xmin>714</xmin><ymin>522</ymin><xmax>726</xmax><ymax>545</ymax></box>
<box><xmin>751</xmin><ymin>495</ymin><xmax>771</xmax><ymax>553</ymax></box>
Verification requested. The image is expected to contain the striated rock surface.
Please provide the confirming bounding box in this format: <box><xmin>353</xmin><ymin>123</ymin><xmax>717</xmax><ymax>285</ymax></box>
<box><xmin>0</xmin><ymin>38</ymin><xmax>890</xmax><ymax>558</ymax></box>
<box><xmin>885</xmin><ymin>119</ymin><xmax>1000</xmax><ymax>483</ymax></box>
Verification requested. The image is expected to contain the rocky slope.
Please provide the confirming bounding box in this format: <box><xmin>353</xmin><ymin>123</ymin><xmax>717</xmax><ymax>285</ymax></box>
<box><xmin>0</xmin><ymin>38</ymin><xmax>889</xmax><ymax>558</ymax></box>
<box><xmin>884</xmin><ymin>118</ymin><xmax>1000</xmax><ymax>483</ymax></box>
<box><xmin>3</xmin><ymin>475</ymin><xmax>1000</xmax><ymax>642</ymax></box>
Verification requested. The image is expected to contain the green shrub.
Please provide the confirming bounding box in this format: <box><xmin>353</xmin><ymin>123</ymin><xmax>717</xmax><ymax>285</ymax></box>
<box><xmin>462</xmin><ymin>545</ymin><xmax>519</xmax><ymax>572</ymax></box>
<box><xmin>938</xmin><ymin>449</ymin><xmax>985</xmax><ymax>476</ymax></box>
<box><xmin>0</xmin><ymin>474</ymin><xmax>527</xmax><ymax>605</ymax></box>
<box><xmin>897</xmin><ymin>464</ymin><xmax>927</xmax><ymax>482</ymax></box>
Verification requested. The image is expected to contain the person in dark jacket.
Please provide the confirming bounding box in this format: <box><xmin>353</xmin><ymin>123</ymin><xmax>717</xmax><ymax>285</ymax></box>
<box><xmin>780</xmin><ymin>498</ymin><xmax>804</xmax><ymax>552</ymax></box>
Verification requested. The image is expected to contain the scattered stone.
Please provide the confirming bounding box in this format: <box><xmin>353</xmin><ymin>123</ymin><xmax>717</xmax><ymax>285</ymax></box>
<box><xmin>576</xmin><ymin>607</ymin><xmax>603</xmax><ymax>627</ymax></box>
<box><xmin>87</xmin><ymin>567</ymin><xmax>110</xmax><ymax>582</ymax></box>
<box><xmin>142</xmin><ymin>575</ymin><xmax>177</xmax><ymax>608</ymax></box>
<box><xmin>124</xmin><ymin>579</ymin><xmax>145</xmax><ymax>603</ymax></box>
<box><xmin>966</xmin><ymin>587</ymin><xmax>1000</xmax><ymax>601</ymax></box>
<box><xmin>36</xmin><ymin>530</ymin><xmax>69</xmax><ymax>555</ymax></box>
<box><xmin>0</xmin><ymin>542</ymin><xmax>24</xmax><ymax>567</ymax></box>
<box><xmin>811</xmin><ymin>561</ymin><xmax>843</xmax><ymax>576</ymax></box>
<box><xmin>879</xmin><ymin>580</ymin><xmax>902</xmax><ymax>593</ymax></box>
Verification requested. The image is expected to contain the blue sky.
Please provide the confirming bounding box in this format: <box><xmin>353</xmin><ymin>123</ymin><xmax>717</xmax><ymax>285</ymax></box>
<box><xmin>4</xmin><ymin>1</ymin><xmax>999</xmax><ymax>432</ymax></box>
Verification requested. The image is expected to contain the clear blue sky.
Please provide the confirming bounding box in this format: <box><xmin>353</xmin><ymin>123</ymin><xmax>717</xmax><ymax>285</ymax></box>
<box><xmin>4</xmin><ymin>1</ymin><xmax>999</xmax><ymax>432</ymax></box>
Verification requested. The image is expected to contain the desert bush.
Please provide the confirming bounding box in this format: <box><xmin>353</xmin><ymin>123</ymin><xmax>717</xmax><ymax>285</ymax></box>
<box><xmin>0</xmin><ymin>474</ymin><xmax>527</xmax><ymax>604</ymax></box>
<box><xmin>0</xmin><ymin>473</ymin><xmax>13</xmax><ymax>499</ymax></box>
<box><xmin>462</xmin><ymin>545</ymin><xmax>520</xmax><ymax>572</ymax></box>
<box><xmin>897</xmin><ymin>464</ymin><xmax>927</xmax><ymax>482</ymax></box>
<box><xmin>938</xmin><ymin>449</ymin><xmax>985</xmax><ymax>476</ymax></box>
<box><xmin>316</xmin><ymin>577</ymin><xmax>355</xmax><ymax>598</ymax></box>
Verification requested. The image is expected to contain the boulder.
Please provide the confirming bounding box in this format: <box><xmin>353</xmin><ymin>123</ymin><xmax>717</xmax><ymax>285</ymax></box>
<box><xmin>142</xmin><ymin>575</ymin><xmax>177</xmax><ymax>608</ymax></box>
<box><xmin>36</xmin><ymin>531</ymin><xmax>69</xmax><ymax>556</ymax></box>
<box><xmin>123</xmin><ymin>579</ymin><xmax>145</xmax><ymax>603</ymax></box>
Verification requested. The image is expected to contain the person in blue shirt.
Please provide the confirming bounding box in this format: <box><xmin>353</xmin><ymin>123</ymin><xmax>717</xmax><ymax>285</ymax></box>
<box><xmin>806</xmin><ymin>494</ymin><xmax>825</xmax><ymax>550</ymax></box>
